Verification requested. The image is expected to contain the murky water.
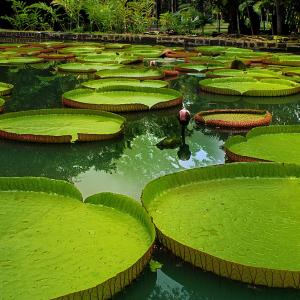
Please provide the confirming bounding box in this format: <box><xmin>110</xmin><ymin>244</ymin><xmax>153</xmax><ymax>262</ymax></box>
<box><xmin>0</xmin><ymin>62</ymin><xmax>299</xmax><ymax>299</ymax></box>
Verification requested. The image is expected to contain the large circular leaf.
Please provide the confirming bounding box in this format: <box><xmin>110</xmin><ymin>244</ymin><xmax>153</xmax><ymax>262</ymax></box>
<box><xmin>63</xmin><ymin>87</ymin><xmax>182</xmax><ymax>112</ymax></box>
<box><xmin>0</xmin><ymin>109</ymin><xmax>125</xmax><ymax>143</ymax></box>
<box><xmin>57</xmin><ymin>63</ymin><xmax>124</xmax><ymax>73</ymax></box>
<box><xmin>0</xmin><ymin>57</ymin><xmax>44</xmax><ymax>65</ymax></box>
<box><xmin>79</xmin><ymin>54</ymin><xmax>142</xmax><ymax>64</ymax></box>
<box><xmin>142</xmin><ymin>163</ymin><xmax>300</xmax><ymax>288</ymax></box>
<box><xmin>282</xmin><ymin>67</ymin><xmax>300</xmax><ymax>76</ymax></box>
<box><xmin>199</xmin><ymin>77</ymin><xmax>300</xmax><ymax>96</ymax></box>
<box><xmin>194</xmin><ymin>109</ymin><xmax>272</xmax><ymax>128</ymax></box>
<box><xmin>194</xmin><ymin>46</ymin><xmax>227</xmax><ymax>55</ymax></box>
<box><xmin>58</xmin><ymin>46</ymin><xmax>103</xmax><ymax>55</ymax></box>
<box><xmin>81</xmin><ymin>78</ymin><xmax>169</xmax><ymax>89</ymax></box>
<box><xmin>96</xmin><ymin>67</ymin><xmax>164</xmax><ymax>80</ymax></box>
<box><xmin>206</xmin><ymin>68</ymin><xmax>280</xmax><ymax>79</ymax></box>
<box><xmin>264</xmin><ymin>54</ymin><xmax>300</xmax><ymax>67</ymax></box>
<box><xmin>0</xmin><ymin>177</ymin><xmax>155</xmax><ymax>299</ymax></box>
<box><xmin>0</xmin><ymin>82</ymin><xmax>14</xmax><ymax>96</ymax></box>
<box><xmin>224</xmin><ymin>125</ymin><xmax>300</xmax><ymax>163</ymax></box>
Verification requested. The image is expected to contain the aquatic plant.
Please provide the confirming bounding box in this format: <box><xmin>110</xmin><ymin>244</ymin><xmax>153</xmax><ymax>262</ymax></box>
<box><xmin>63</xmin><ymin>86</ymin><xmax>183</xmax><ymax>112</ymax></box>
<box><xmin>199</xmin><ymin>77</ymin><xmax>300</xmax><ymax>96</ymax></box>
<box><xmin>81</xmin><ymin>78</ymin><xmax>168</xmax><ymax>89</ymax></box>
<box><xmin>0</xmin><ymin>109</ymin><xmax>125</xmax><ymax>143</ymax></box>
<box><xmin>142</xmin><ymin>163</ymin><xmax>300</xmax><ymax>288</ymax></box>
<box><xmin>224</xmin><ymin>125</ymin><xmax>300</xmax><ymax>164</ymax></box>
<box><xmin>0</xmin><ymin>82</ymin><xmax>14</xmax><ymax>96</ymax></box>
<box><xmin>0</xmin><ymin>177</ymin><xmax>155</xmax><ymax>299</ymax></box>
<box><xmin>194</xmin><ymin>109</ymin><xmax>272</xmax><ymax>128</ymax></box>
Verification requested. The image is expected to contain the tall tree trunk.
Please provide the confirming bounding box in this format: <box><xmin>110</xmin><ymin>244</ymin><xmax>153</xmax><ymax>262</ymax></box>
<box><xmin>275</xmin><ymin>0</ymin><xmax>283</xmax><ymax>34</ymax></box>
<box><xmin>247</xmin><ymin>6</ymin><xmax>254</xmax><ymax>35</ymax></box>
<box><xmin>227</xmin><ymin>0</ymin><xmax>239</xmax><ymax>33</ymax></box>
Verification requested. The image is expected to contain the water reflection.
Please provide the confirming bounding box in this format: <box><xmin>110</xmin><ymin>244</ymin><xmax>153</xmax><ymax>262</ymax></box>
<box><xmin>116</xmin><ymin>247</ymin><xmax>300</xmax><ymax>300</ymax></box>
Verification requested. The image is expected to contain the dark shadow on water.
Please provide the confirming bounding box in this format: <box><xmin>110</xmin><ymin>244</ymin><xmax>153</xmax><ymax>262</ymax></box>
<box><xmin>116</xmin><ymin>246</ymin><xmax>300</xmax><ymax>300</ymax></box>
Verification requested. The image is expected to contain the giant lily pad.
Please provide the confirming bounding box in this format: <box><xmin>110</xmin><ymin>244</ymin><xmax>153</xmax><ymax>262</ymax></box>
<box><xmin>199</xmin><ymin>77</ymin><xmax>300</xmax><ymax>96</ymax></box>
<box><xmin>96</xmin><ymin>68</ymin><xmax>164</xmax><ymax>80</ymax></box>
<box><xmin>0</xmin><ymin>177</ymin><xmax>155</xmax><ymax>299</ymax></box>
<box><xmin>0</xmin><ymin>109</ymin><xmax>125</xmax><ymax>143</ymax></box>
<box><xmin>104</xmin><ymin>43</ymin><xmax>130</xmax><ymax>49</ymax></box>
<box><xmin>263</xmin><ymin>54</ymin><xmax>300</xmax><ymax>67</ymax></box>
<box><xmin>282</xmin><ymin>67</ymin><xmax>300</xmax><ymax>76</ymax></box>
<box><xmin>0</xmin><ymin>82</ymin><xmax>14</xmax><ymax>96</ymax></box>
<box><xmin>194</xmin><ymin>109</ymin><xmax>272</xmax><ymax>128</ymax></box>
<box><xmin>63</xmin><ymin>86</ymin><xmax>182</xmax><ymax>112</ymax></box>
<box><xmin>206</xmin><ymin>68</ymin><xmax>280</xmax><ymax>79</ymax></box>
<box><xmin>37</xmin><ymin>53</ymin><xmax>75</xmax><ymax>61</ymax></box>
<box><xmin>125</xmin><ymin>49</ymin><xmax>164</xmax><ymax>58</ymax></box>
<box><xmin>142</xmin><ymin>163</ymin><xmax>300</xmax><ymax>288</ymax></box>
<box><xmin>0</xmin><ymin>57</ymin><xmax>44</xmax><ymax>65</ymax></box>
<box><xmin>57</xmin><ymin>63</ymin><xmax>124</xmax><ymax>73</ymax></box>
<box><xmin>79</xmin><ymin>53</ymin><xmax>142</xmax><ymax>64</ymax></box>
<box><xmin>194</xmin><ymin>46</ymin><xmax>227</xmax><ymax>56</ymax></box>
<box><xmin>82</xmin><ymin>78</ymin><xmax>168</xmax><ymax>89</ymax></box>
<box><xmin>59</xmin><ymin>46</ymin><xmax>103</xmax><ymax>55</ymax></box>
<box><xmin>224</xmin><ymin>125</ymin><xmax>300</xmax><ymax>163</ymax></box>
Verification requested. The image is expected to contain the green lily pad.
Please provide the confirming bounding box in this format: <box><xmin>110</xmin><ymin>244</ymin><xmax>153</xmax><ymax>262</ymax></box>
<box><xmin>0</xmin><ymin>109</ymin><xmax>125</xmax><ymax>143</ymax></box>
<box><xmin>63</xmin><ymin>87</ymin><xmax>182</xmax><ymax>112</ymax></box>
<box><xmin>57</xmin><ymin>63</ymin><xmax>124</xmax><ymax>73</ymax></box>
<box><xmin>199</xmin><ymin>77</ymin><xmax>300</xmax><ymax>96</ymax></box>
<box><xmin>104</xmin><ymin>43</ymin><xmax>130</xmax><ymax>49</ymax></box>
<box><xmin>80</xmin><ymin>54</ymin><xmax>142</xmax><ymax>64</ymax></box>
<box><xmin>82</xmin><ymin>78</ymin><xmax>168</xmax><ymax>89</ymax></box>
<box><xmin>0</xmin><ymin>82</ymin><xmax>14</xmax><ymax>96</ymax></box>
<box><xmin>37</xmin><ymin>53</ymin><xmax>75</xmax><ymax>60</ymax></box>
<box><xmin>194</xmin><ymin>109</ymin><xmax>272</xmax><ymax>128</ymax></box>
<box><xmin>0</xmin><ymin>57</ymin><xmax>44</xmax><ymax>65</ymax></box>
<box><xmin>224</xmin><ymin>125</ymin><xmax>300</xmax><ymax>163</ymax></box>
<box><xmin>206</xmin><ymin>68</ymin><xmax>280</xmax><ymax>78</ymax></box>
<box><xmin>96</xmin><ymin>67</ymin><xmax>164</xmax><ymax>80</ymax></box>
<box><xmin>0</xmin><ymin>178</ymin><xmax>155</xmax><ymax>299</ymax></box>
<box><xmin>282</xmin><ymin>67</ymin><xmax>300</xmax><ymax>76</ymax></box>
<box><xmin>59</xmin><ymin>46</ymin><xmax>103</xmax><ymax>55</ymax></box>
<box><xmin>142</xmin><ymin>162</ymin><xmax>300</xmax><ymax>288</ymax></box>
<box><xmin>126</xmin><ymin>49</ymin><xmax>164</xmax><ymax>58</ymax></box>
<box><xmin>194</xmin><ymin>46</ymin><xmax>227</xmax><ymax>55</ymax></box>
<box><xmin>264</xmin><ymin>54</ymin><xmax>300</xmax><ymax>67</ymax></box>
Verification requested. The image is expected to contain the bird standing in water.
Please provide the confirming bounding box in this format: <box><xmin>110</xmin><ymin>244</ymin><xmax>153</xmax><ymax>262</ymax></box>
<box><xmin>178</xmin><ymin>107</ymin><xmax>191</xmax><ymax>142</ymax></box>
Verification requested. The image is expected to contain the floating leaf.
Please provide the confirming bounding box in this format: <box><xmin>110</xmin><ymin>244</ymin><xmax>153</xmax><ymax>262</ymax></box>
<box><xmin>1</xmin><ymin>179</ymin><xmax>155</xmax><ymax>299</ymax></box>
<box><xmin>142</xmin><ymin>163</ymin><xmax>300</xmax><ymax>288</ymax></box>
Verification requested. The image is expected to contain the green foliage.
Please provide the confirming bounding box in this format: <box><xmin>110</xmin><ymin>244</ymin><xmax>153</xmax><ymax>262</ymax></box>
<box><xmin>1</xmin><ymin>0</ymin><xmax>52</xmax><ymax>30</ymax></box>
<box><xmin>83</xmin><ymin>0</ymin><xmax>126</xmax><ymax>33</ymax></box>
<box><xmin>159</xmin><ymin>4</ymin><xmax>212</xmax><ymax>34</ymax></box>
<box><xmin>126</xmin><ymin>0</ymin><xmax>156</xmax><ymax>33</ymax></box>
<box><xmin>51</xmin><ymin>0</ymin><xmax>84</xmax><ymax>31</ymax></box>
<box><xmin>149</xmin><ymin>259</ymin><xmax>163</xmax><ymax>272</ymax></box>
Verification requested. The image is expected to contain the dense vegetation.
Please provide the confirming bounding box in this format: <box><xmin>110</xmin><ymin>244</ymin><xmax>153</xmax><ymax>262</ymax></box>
<box><xmin>0</xmin><ymin>0</ymin><xmax>299</xmax><ymax>35</ymax></box>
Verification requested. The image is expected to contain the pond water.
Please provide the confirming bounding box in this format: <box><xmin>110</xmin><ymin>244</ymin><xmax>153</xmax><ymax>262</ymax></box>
<box><xmin>0</xmin><ymin>60</ymin><xmax>299</xmax><ymax>299</ymax></box>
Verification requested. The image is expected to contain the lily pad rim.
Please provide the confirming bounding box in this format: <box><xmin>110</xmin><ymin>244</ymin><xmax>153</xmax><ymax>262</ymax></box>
<box><xmin>194</xmin><ymin>109</ymin><xmax>272</xmax><ymax>128</ymax></box>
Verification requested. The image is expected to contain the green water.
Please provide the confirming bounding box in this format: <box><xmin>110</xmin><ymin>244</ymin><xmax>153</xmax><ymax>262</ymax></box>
<box><xmin>0</xmin><ymin>63</ymin><xmax>300</xmax><ymax>299</ymax></box>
